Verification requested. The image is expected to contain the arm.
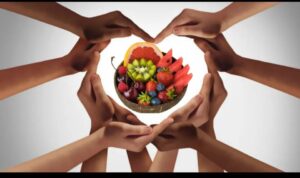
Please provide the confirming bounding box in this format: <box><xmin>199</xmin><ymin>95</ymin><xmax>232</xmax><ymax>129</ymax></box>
<box><xmin>148</xmin><ymin>150</ymin><xmax>178</xmax><ymax>172</ymax></box>
<box><xmin>194</xmin><ymin>129</ymin><xmax>281</xmax><ymax>172</ymax></box>
<box><xmin>0</xmin><ymin>39</ymin><xmax>103</xmax><ymax>100</ymax></box>
<box><xmin>218</xmin><ymin>2</ymin><xmax>278</xmax><ymax>32</ymax></box>
<box><xmin>127</xmin><ymin>149</ymin><xmax>153</xmax><ymax>172</ymax></box>
<box><xmin>0</xmin><ymin>2</ymin><xmax>85</xmax><ymax>37</ymax></box>
<box><xmin>0</xmin><ymin>56</ymin><xmax>72</xmax><ymax>100</ymax></box>
<box><xmin>5</xmin><ymin>128</ymin><xmax>107</xmax><ymax>172</ymax></box>
<box><xmin>233</xmin><ymin>56</ymin><xmax>300</xmax><ymax>99</ymax></box>
<box><xmin>0</xmin><ymin>2</ymin><xmax>153</xmax><ymax>42</ymax></box>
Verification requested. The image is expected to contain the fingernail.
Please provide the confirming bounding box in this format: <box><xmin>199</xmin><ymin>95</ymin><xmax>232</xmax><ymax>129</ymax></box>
<box><xmin>145</xmin><ymin>127</ymin><xmax>153</xmax><ymax>134</ymax></box>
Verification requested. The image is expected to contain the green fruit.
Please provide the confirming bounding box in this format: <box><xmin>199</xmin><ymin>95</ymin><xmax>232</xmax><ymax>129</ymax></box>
<box><xmin>127</xmin><ymin>59</ymin><xmax>156</xmax><ymax>82</ymax></box>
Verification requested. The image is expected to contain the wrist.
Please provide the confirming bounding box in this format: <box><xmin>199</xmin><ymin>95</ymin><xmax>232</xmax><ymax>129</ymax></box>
<box><xmin>228</xmin><ymin>54</ymin><xmax>244</xmax><ymax>75</ymax></box>
<box><xmin>60</xmin><ymin>55</ymin><xmax>79</xmax><ymax>75</ymax></box>
<box><xmin>73</xmin><ymin>15</ymin><xmax>88</xmax><ymax>39</ymax></box>
<box><xmin>192</xmin><ymin>129</ymin><xmax>207</xmax><ymax>150</ymax></box>
<box><xmin>94</xmin><ymin>127</ymin><xmax>109</xmax><ymax>150</ymax></box>
<box><xmin>215</xmin><ymin>9</ymin><xmax>230</xmax><ymax>32</ymax></box>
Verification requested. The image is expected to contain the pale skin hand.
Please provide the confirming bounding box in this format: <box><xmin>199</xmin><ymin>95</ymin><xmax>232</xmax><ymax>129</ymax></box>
<box><xmin>149</xmin><ymin>74</ymin><xmax>212</xmax><ymax>172</ymax></box>
<box><xmin>0</xmin><ymin>2</ymin><xmax>153</xmax><ymax>42</ymax></box>
<box><xmin>0</xmin><ymin>39</ymin><xmax>108</xmax><ymax>100</ymax></box>
<box><xmin>3</xmin><ymin>121</ymin><xmax>156</xmax><ymax>172</ymax></box>
<box><xmin>154</xmin><ymin>2</ymin><xmax>277</xmax><ymax>43</ymax></box>
<box><xmin>195</xmin><ymin>34</ymin><xmax>300</xmax><ymax>99</ymax></box>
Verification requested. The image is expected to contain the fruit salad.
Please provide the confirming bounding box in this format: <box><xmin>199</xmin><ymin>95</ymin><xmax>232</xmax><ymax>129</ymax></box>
<box><xmin>116</xmin><ymin>42</ymin><xmax>193</xmax><ymax>107</ymax></box>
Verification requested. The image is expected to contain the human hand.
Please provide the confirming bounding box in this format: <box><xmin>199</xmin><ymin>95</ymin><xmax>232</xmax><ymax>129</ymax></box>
<box><xmin>155</xmin><ymin>9</ymin><xmax>225</xmax><ymax>43</ymax></box>
<box><xmin>77</xmin><ymin>45</ymin><xmax>114</xmax><ymax>132</ymax></box>
<box><xmin>63</xmin><ymin>39</ymin><xmax>110</xmax><ymax>74</ymax></box>
<box><xmin>100</xmin><ymin>118</ymin><xmax>174</xmax><ymax>152</ymax></box>
<box><xmin>170</xmin><ymin>73</ymin><xmax>213</xmax><ymax>127</ymax></box>
<box><xmin>152</xmin><ymin>122</ymin><xmax>201</xmax><ymax>151</ymax></box>
<box><xmin>194</xmin><ymin>34</ymin><xmax>242</xmax><ymax>74</ymax></box>
<box><xmin>81</xmin><ymin>11</ymin><xmax>153</xmax><ymax>43</ymax></box>
<box><xmin>198</xmin><ymin>43</ymin><xmax>228</xmax><ymax>134</ymax></box>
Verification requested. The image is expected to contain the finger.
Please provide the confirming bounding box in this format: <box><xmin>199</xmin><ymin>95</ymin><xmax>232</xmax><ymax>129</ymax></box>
<box><xmin>116</xmin><ymin>16</ymin><xmax>154</xmax><ymax>42</ymax></box>
<box><xmin>126</xmin><ymin>115</ymin><xmax>146</xmax><ymax>125</ymax></box>
<box><xmin>154</xmin><ymin>13</ymin><xmax>190</xmax><ymax>43</ymax></box>
<box><xmin>171</xmin><ymin>94</ymin><xmax>203</xmax><ymax>120</ymax></box>
<box><xmin>85</xmin><ymin>51</ymin><xmax>100</xmax><ymax>74</ymax></box>
<box><xmin>91</xmin><ymin>40</ymin><xmax>111</xmax><ymax>53</ymax></box>
<box><xmin>90</xmin><ymin>74</ymin><xmax>107</xmax><ymax>100</ymax></box>
<box><xmin>204</xmin><ymin>51</ymin><xmax>218</xmax><ymax>74</ymax></box>
<box><xmin>122</xmin><ymin>124</ymin><xmax>153</xmax><ymax>136</ymax></box>
<box><xmin>71</xmin><ymin>38</ymin><xmax>89</xmax><ymax>52</ymax></box>
<box><xmin>173</xmin><ymin>24</ymin><xmax>214</xmax><ymax>39</ymax></box>
<box><xmin>199</xmin><ymin>73</ymin><xmax>213</xmax><ymax>97</ymax></box>
<box><xmin>194</xmin><ymin>38</ymin><xmax>216</xmax><ymax>53</ymax></box>
<box><xmin>150</xmin><ymin>117</ymin><xmax>174</xmax><ymax>139</ymax></box>
<box><xmin>104</xmin><ymin>27</ymin><xmax>132</xmax><ymax>40</ymax></box>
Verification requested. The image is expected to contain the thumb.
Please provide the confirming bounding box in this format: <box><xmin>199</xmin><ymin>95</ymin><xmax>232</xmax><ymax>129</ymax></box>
<box><xmin>204</xmin><ymin>51</ymin><xmax>218</xmax><ymax>74</ymax></box>
<box><xmin>90</xmin><ymin>74</ymin><xmax>106</xmax><ymax>101</ymax></box>
<box><xmin>200</xmin><ymin>73</ymin><xmax>213</xmax><ymax>98</ymax></box>
<box><xmin>86</xmin><ymin>51</ymin><xmax>100</xmax><ymax>74</ymax></box>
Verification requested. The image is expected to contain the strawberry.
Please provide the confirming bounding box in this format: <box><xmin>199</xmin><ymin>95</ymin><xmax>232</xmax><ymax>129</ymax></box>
<box><xmin>146</xmin><ymin>80</ymin><xmax>157</xmax><ymax>92</ymax></box>
<box><xmin>137</xmin><ymin>92</ymin><xmax>151</xmax><ymax>106</ymax></box>
<box><xmin>174</xmin><ymin>65</ymin><xmax>190</xmax><ymax>81</ymax></box>
<box><xmin>169</xmin><ymin>57</ymin><xmax>183</xmax><ymax>73</ymax></box>
<box><xmin>157</xmin><ymin>49</ymin><xmax>173</xmax><ymax>68</ymax></box>
<box><xmin>157</xmin><ymin>69</ymin><xmax>173</xmax><ymax>87</ymax></box>
<box><xmin>158</xmin><ymin>91</ymin><xmax>168</xmax><ymax>102</ymax></box>
<box><xmin>118</xmin><ymin>66</ymin><xmax>127</xmax><ymax>76</ymax></box>
<box><xmin>166</xmin><ymin>86</ymin><xmax>177</xmax><ymax>100</ymax></box>
<box><xmin>173</xmin><ymin>73</ymin><xmax>193</xmax><ymax>94</ymax></box>
<box><xmin>118</xmin><ymin>82</ymin><xmax>128</xmax><ymax>93</ymax></box>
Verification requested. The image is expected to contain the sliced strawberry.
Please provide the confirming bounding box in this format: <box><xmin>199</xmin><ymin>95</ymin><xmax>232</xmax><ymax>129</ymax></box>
<box><xmin>157</xmin><ymin>49</ymin><xmax>173</xmax><ymax>68</ymax></box>
<box><xmin>169</xmin><ymin>57</ymin><xmax>183</xmax><ymax>73</ymax></box>
<box><xmin>174</xmin><ymin>65</ymin><xmax>190</xmax><ymax>81</ymax></box>
<box><xmin>174</xmin><ymin>73</ymin><xmax>193</xmax><ymax>94</ymax></box>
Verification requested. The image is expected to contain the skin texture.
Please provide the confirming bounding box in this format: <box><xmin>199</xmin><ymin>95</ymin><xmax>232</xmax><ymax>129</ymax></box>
<box><xmin>154</xmin><ymin>2</ymin><xmax>277</xmax><ymax>43</ymax></box>
<box><xmin>195</xmin><ymin>34</ymin><xmax>300</xmax><ymax>99</ymax></box>
<box><xmin>0</xmin><ymin>39</ymin><xmax>108</xmax><ymax>100</ymax></box>
<box><xmin>0</xmin><ymin>2</ymin><xmax>153</xmax><ymax>42</ymax></box>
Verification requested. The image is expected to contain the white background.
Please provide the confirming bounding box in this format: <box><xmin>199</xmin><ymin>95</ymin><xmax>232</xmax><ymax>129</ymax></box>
<box><xmin>1</xmin><ymin>2</ymin><xmax>300</xmax><ymax>172</ymax></box>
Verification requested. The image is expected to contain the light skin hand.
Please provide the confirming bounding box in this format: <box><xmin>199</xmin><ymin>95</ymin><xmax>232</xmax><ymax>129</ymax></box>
<box><xmin>0</xmin><ymin>3</ymin><xmax>153</xmax><ymax>42</ymax></box>
<box><xmin>155</xmin><ymin>2</ymin><xmax>277</xmax><ymax>43</ymax></box>
<box><xmin>0</xmin><ymin>38</ymin><xmax>107</xmax><ymax>100</ymax></box>
<box><xmin>196</xmin><ymin>33</ymin><xmax>300</xmax><ymax>98</ymax></box>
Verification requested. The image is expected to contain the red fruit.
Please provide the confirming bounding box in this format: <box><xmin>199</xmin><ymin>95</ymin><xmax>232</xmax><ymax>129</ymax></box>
<box><xmin>157</xmin><ymin>49</ymin><xmax>173</xmax><ymax>68</ymax></box>
<box><xmin>158</xmin><ymin>91</ymin><xmax>168</xmax><ymax>102</ymax></box>
<box><xmin>174</xmin><ymin>65</ymin><xmax>190</xmax><ymax>81</ymax></box>
<box><xmin>118</xmin><ymin>66</ymin><xmax>127</xmax><ymax>76</ymax></box>
<box><xmin>138</xmin><ymin>100</ymin><xmax>150</xmax><ymax>106</ymax></box>
<box><xmin>173</xmin><ymin>73</ymin><xmax>193</xmax><ymax>94</ymax></box>
<box><xmin>124</xmin><ymin>87</ymin><xmax>138</xmax><ymax>101</ymax></box>
<box><xmin>169</xmin><ymin>57</ymin><xmax>183</xmax><ymax>73</ymax></box>
<box><xmin>146</xmin><ymin>80</ymin><xmax>157</xmax><ymax>92</ymax></box>
<box><xmin>157</xmin><ymin>71</ymin><xmax>173</xmax><ymax>87</ymax></box>
<box><xmin>118</xmin><ymin>82</ymin><xmax>128</xmax><ymax>93</ymax></box>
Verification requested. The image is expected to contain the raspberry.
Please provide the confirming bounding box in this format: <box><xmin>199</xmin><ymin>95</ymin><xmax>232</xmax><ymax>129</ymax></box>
<box><xmin>118</xmin><ymin>66</ymin><xmax>127</xmax><ymax>76</ymax></box>
<box><xmin>118</xmin><ymin>82</ymin><xmax>128</xmax><ymax>93</ymax></box>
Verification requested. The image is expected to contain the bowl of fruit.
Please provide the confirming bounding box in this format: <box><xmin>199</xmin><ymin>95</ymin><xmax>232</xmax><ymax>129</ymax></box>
<box><xmin>113</xmin><ymin>42</ymin><xmax>192</xmax><ymax>113</ymax></box>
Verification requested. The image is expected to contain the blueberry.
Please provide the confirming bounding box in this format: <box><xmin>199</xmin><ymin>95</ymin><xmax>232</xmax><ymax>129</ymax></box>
<box><xmin>157</xmin><ymin>67</ymin><xmax>163</xmax><ymax>73</ymax></box>
<box><xmin>156</xmin><ymin>83</ymin><xmax>165</xmax><ymax>92</ymax></box>
<box><xmin>148</xmin><ymin>91</ymin><xmax>157</xmax><ymax>97</ymax></box>
<box><xmin>151</xmin><ymin>97</ymin><xmax>161</xmax><ymax>105</ymax></box>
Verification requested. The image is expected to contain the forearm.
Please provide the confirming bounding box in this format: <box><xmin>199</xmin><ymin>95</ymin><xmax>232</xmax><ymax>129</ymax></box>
<box><xmin>197</xmin><ymin>126</ymin><xmax>224</xmax><ymax>172</ymax></box>
<box><xmin>5</xmin><ymin>130</ymin><xmax>106</xmax><ymax>172</ymax></box>
<box><xmin>233</xmin><ymin>56</ymin><xmax>300</xmax><ymax>98</ymax></box>
<box><xmin>148</xmin><ymin>150</ymin><xmax>178</xmax><ymax>172</ymax></box>
<box><xmin>194</xmin><ymin>130</ymin><xmax>281</xmax><ymax>172</ymax></box>
<box><xmin>127</xmin><ymin>148</ymin><xmax>152</xmax><ymax>172</ymax></box>
<box><xmin>0</xmin><ymin>2</ymin><xmax>85</xmax><ymax>37</ymax></box>
<box><xmin>81</xmin><ymin>128</ymin><xmax>107</xmax><ymax>172</ymax></box>
<box><xmin>0</xmin><ymin>56</ymin><xmax>73</xmax><ymax>100</ymax></box>
<box><xmin>217</xmin><ymin>2</ymin><xmax>278</xmax><ymax>31</ymax></box>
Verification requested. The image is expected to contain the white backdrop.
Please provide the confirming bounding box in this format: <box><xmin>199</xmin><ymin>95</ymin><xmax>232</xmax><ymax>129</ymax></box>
<box><xmin>0</xmin><ymin>2</ymin><xmax>300</xmax><ymax>172</ymax></box>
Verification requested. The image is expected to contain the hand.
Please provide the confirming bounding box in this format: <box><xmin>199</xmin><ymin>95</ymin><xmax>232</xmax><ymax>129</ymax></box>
<box><xmin>155</xmin><ymin>9</ymin><xmax>224</xmax><ymax>43</ymax></box>
<box><xmin>194</xmin><ymin>34</ymin><xmax>242</xmax><ymax>73</ymax></box>
<box><xmin>198</xmin><ymin>42</ymin><xmax>228</xmax><ymax>134</ymax></box>
<box><xmin>170</xmin><ymin>73</ymin><xmax>213</xmax><ymax>127</ymax></box>
<box><xmin>81</xmin><ymin>11</ymin><xmax>153</xmax><ymax>42</ymax></box>
<box><xmin>63</xmin><ymin>39</ymin><xmax>110</xmax><ymax>74</ymax></box>
<box><xmin>152</xmin><ymin>122</ymin><xmax>200</xmax><ymax>151</ymax></box>
<box><xmin>77</xmin><ymin>44</ymin><xmax>114</xmax><ymax>132</ymax></box>
<box><xmin>101</xmin><ymin>118</ymin><xmax>174</xmax><ymax>152</ymax></box>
